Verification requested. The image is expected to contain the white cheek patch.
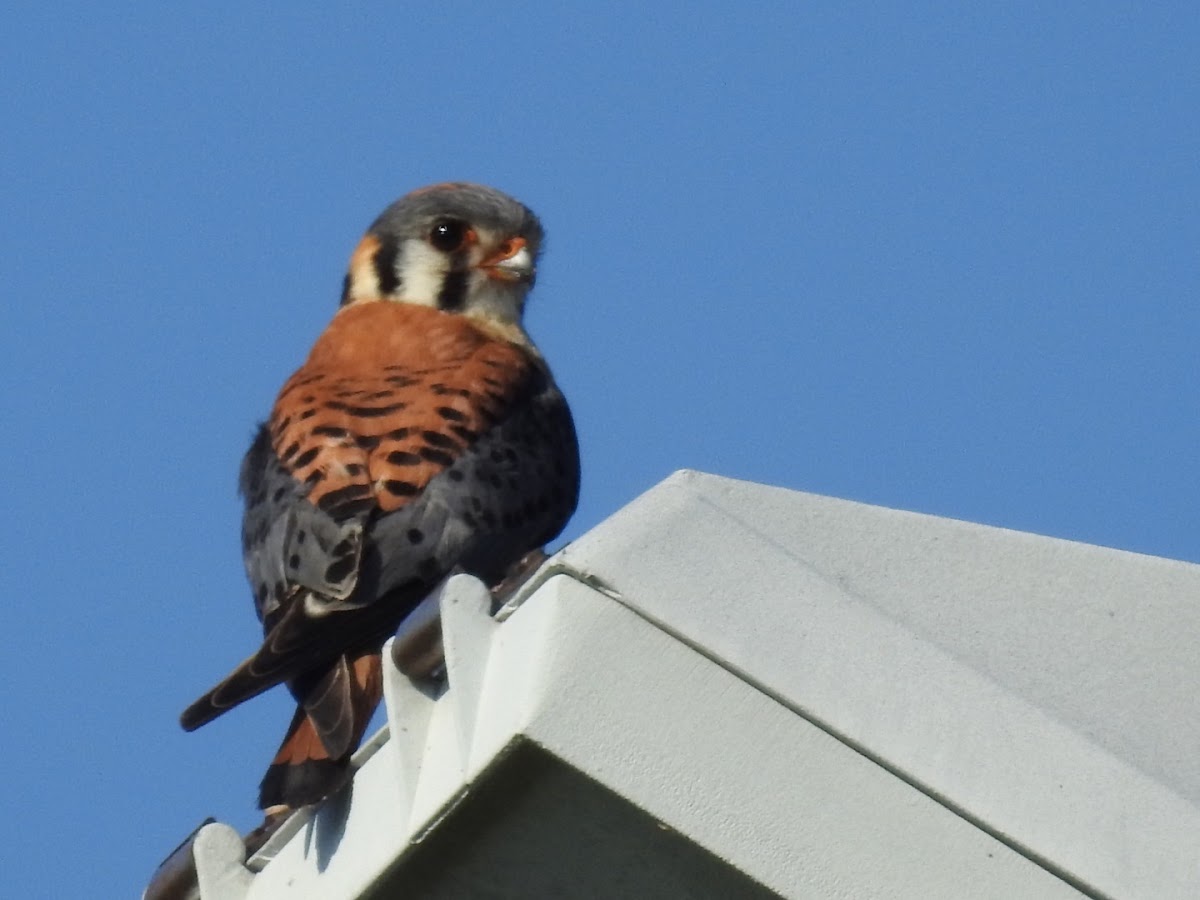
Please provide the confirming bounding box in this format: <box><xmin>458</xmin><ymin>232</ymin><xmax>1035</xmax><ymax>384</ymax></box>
<box><xmin>396</xmin><ymin>239</ymin><xmax>448</xmax><ymax>306</ymax></box>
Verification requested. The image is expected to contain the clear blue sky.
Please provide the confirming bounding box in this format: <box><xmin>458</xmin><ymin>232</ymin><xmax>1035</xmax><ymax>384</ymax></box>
<box><xmin>2</xmin><ymin>4</ymin><xmax>1196</xmax><ymax>896</ymax></box>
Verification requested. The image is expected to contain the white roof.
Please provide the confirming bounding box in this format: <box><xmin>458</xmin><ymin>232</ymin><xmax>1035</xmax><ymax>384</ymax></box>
<box><xmin>174</xmin><ymin>470</ymin><xmax>1200</xmax><ymax>899</ymax></box>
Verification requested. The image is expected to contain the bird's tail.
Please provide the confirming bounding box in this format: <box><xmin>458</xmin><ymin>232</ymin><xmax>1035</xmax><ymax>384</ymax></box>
<box><xmin>179</xmin><ymin>651</ymin><xmax>286</xmax><ymax>734</ymax></box>
<box><xmin>258</xmin><ymin>651</ymin><xmax>383</xmax><ymax>810</ymax></box>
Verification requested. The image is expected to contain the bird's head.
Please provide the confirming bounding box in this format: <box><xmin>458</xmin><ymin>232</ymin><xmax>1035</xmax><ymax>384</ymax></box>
<box><xmin>341</xmin><ymin>183</ymin><xmax>545</xmax><ymax>337</ymax></box>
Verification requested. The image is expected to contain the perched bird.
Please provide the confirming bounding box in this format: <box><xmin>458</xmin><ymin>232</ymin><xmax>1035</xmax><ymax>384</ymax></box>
<box><xmin>180</xmin><ymin>183</ymin><xmax>580</xmax><ymax>812</ymax></box>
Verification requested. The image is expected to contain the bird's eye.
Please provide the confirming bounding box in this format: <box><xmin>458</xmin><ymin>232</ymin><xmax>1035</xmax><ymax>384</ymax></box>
<box><xmin>429</xmin><ymin>219</ymin><xmax>470</xmax><ymax>252</ymax></box>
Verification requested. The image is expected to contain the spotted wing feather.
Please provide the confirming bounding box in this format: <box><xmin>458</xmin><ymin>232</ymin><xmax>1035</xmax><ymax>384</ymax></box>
<box><xmin>180</xmin><ymin>303</ymin><xmax>579</xmax><ymax>736</ymax></box>
<box><xmin>240</xmin><ymin>357</ymin><xmax>578</xmax><ymax>677</ymax></box>
<box><xmin>240</xmin><ymin>429</ymin><xmax>365</xmax><ymax>622</ymax></box>
<box><xmin>361</xmin><ymin>362</ymin><xmax>578</xmax><ymax>598</ymax></box>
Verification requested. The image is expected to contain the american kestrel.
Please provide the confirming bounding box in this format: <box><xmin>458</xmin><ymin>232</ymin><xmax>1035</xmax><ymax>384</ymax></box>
<box><xmin>180</xmin><ymin>183</ymin><xmax>580</xmax><ymax>812</ymax></box>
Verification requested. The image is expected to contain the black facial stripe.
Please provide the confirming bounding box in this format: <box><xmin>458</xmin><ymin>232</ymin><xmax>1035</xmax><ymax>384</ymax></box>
<box><xmin>339</xmin><ymin>273</ymin><xmax>352</xmax><ymax>307</ymax></box>
<box><xmin>436</xmin><ymin>268</ymin><xmax>469</xmax><ymax>312</ymax></box>
<box><xmin>373</xmin><ymin>233</ymin><xmax>401</xmax><ymax>295</ymax></box>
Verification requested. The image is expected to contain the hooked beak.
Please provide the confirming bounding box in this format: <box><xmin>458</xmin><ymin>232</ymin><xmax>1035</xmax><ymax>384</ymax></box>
<box><xmin>477</xmin><ymin>237</ymin><xmax>533</xmax><ymax>283</ymax></box>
